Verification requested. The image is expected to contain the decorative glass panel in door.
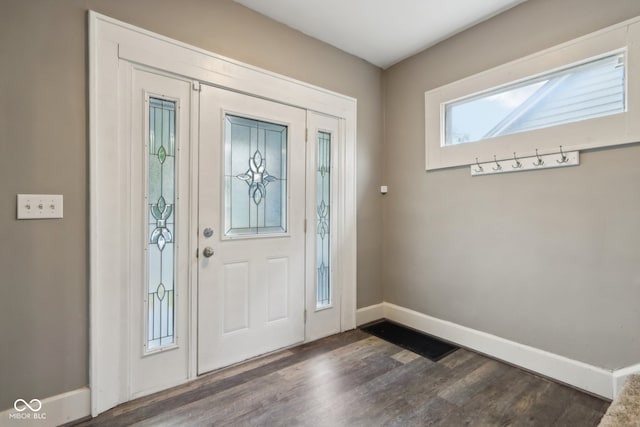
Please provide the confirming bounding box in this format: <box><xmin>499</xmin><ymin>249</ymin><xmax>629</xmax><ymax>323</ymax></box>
<box><xmin>304</xmin><ymin>112</ymin><xmax>341</xmax><ymax>342</ymax></box>
<box><xmin>128</xmin><ymin>68</ymin><xmax>191</xmax><ymax>400</ymax></box>
<box><xmin>316</xmin><ymin>131</ymin><xmax>331</xmax><ymax>308</ymax></box>
<box><xmin>147</xmin><ymin>97</ymin><xmax>176</xmax><ymax>351</ymax></box>
<box><xmin>224</xmin><ymin>115</ymin><xmax>287</xmax><ymax>236</ymax></box>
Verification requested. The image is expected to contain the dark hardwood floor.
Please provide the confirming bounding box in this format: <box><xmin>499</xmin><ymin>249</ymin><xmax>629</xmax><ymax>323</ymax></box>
<box><xmin>75</xmin><ymin>329</ymin><xmax>609</xmax><ymax>426</ymax></box>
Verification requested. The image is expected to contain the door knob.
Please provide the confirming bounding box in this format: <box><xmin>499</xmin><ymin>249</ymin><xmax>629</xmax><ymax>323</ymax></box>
<box><xmin>202</xmin><ymin>247</ymin><xmax>215</xmax><ymax>258</ymax></box>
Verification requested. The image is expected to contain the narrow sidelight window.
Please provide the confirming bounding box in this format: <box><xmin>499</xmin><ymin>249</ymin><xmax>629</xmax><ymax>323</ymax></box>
<box><xmin>147</xmin><ymin>97</ymin><xmax>177</xmax><ymax>351</ymax></box>
<box><xmin>316</xmin><ymin>131</ymin><xmax>331</xmax><ymax>308</ymax></box>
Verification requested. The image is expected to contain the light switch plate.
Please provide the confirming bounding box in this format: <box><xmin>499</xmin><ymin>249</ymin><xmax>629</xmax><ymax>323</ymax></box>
<box><xmin>17</xmin><ymin>194</ymin><xmax>64</xmax><ymax>219</ymax></box>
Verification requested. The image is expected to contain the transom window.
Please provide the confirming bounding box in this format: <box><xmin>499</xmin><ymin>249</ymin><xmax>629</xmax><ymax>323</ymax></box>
<box><xmin>444</xmin><ymin>52</ymin><xmax>625</xmax><ymax>146</ymax></box>
<box><xmin>424</xmin><ymin>18</ymin><xmax>640</xmax><ymax>171</ymax></box>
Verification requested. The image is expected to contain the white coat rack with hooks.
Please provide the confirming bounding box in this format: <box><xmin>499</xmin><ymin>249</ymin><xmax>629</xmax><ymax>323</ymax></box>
<box><xmin>470</xmin><ymin>146</ymin><xmax>579</xmax><ymax>176</ymax></box>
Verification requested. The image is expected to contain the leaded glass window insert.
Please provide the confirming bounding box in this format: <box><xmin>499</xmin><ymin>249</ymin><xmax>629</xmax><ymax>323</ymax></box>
<box><xmin>224</xmin><ymin>115</ymin><xmax>287</xmax><ymax>236</ymax></box>
<box><xmin>147</xmin><ymin>97</ymin><xmax>176</xmax><ymax>351</ymax></box>
<box><xmin>316</xmin><ymin>131</ymin><xmax>331</xmax><ymax>308</ymax></box>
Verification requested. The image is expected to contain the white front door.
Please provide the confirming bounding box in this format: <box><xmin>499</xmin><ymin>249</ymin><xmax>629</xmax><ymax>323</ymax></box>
<box><xmin>197</xmin><ymin>85</ymin><xmax>307</xmax><ymax>374</ymax></box>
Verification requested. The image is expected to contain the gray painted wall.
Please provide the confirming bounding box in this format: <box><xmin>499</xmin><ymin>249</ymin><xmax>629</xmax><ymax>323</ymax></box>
<box><xmin>4</xmin><ymin>0</ymin><xmax>640</xmax><ymax>415</ymax></box>
<box><xmin>383</xmin><ymin>0</ymin><xmax>640</xmax><ymax>369</ymax></box>
<box><xmin>0</xmin><ymin>0</ymin><xmax>384</xmax><ymax>411</ymax></box>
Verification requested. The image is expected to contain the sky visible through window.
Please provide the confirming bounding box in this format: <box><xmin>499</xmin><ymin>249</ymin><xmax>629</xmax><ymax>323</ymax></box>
<box><xmin>446</xmin><ymin>80</ymin><xmax>547</xmax><ymax>144</ymax></box>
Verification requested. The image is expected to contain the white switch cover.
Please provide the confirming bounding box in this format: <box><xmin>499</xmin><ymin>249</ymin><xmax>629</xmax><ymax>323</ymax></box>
<box><xmin>17</xmin><ymin>194</ymin><xmax>63</xmax><ymax>219</ymax></box>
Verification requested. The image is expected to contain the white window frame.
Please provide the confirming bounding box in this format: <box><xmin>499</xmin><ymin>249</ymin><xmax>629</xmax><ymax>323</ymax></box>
<box><xmin>425</xmin><ymin>16</ymin><xmax>640</xmax><ymax>170</ymax></box>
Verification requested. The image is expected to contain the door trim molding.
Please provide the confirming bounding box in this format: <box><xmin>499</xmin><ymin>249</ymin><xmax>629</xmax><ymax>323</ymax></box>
<box><xmin>89</xmin><ymin>11</ymin><xmax>357</xmax><ymax>417</ymax></box>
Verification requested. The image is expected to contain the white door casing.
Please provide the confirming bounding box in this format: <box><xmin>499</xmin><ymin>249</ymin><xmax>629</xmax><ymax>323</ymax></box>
<box><xmin>198</xmin><ymin>86</ymin><xmax>306</xmax><ymax>373</ymax></box>
<box><xmin>90</xmin><ymin>12</ymin><xmax>357</xmax><ymax>416</ymax></box>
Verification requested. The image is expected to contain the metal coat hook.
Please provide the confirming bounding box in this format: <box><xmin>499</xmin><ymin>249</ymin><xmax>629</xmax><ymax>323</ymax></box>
<box><xmin>470</xmin><ymin>148</ymin><xmax>579</xmax><ymax>176</ymax></box>
<box><xmin>512</xmin><ymin>152</ymin><xmax>522</xmax><ymax>169</ymax></box>
<box><xmin>557</xmin><ymin>145</ymin><xmax>569</xmax><ymax>164</ymax></box>
<box><xmin>492</xmin><ymin>155</ymin><xmax>502</xmax><ymax>172</ymax></box>
<box><xmin>474</xmin><ymin>157</ymin><xmax>484</xmax><ymax>173</ymax></box>
<box><xmin>532</xmin><ymin>149</ymin><xmax>544</xmax><ymax>167</ymax></box>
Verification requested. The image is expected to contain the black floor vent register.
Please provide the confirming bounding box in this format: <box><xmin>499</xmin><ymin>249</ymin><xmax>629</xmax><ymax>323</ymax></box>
<box><xmin>361</xmin><ymin>320</ymin><xmax>459</xmax><ymax>362</ymax></box>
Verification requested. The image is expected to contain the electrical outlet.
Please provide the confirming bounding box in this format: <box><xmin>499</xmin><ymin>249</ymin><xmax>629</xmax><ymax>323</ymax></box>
<box><xmin>17</xmin><ymin>194</ymin><xmax>63</xmax><ymax>219</ymax></box>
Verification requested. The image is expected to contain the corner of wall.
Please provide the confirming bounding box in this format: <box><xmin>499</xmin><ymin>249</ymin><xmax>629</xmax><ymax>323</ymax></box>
<box><xmin>612</xmin><ymin>363</ymin><xmax>640</xmax><ymax>398</ymax></box>
<box><xmin>356</xmin><ymin>303</ymin><xmax>385</xmax><ymax>326</ymax></box>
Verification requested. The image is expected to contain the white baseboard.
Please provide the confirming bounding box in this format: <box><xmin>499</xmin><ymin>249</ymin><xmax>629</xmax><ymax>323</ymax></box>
<box><xmin>612</xmin><ymin>362</ymin><xmax>640</xmax><ymax>398</ymax></box>
<box><xmin>357</xmin><ymin>302</ymin><xmax>620</xmax><ymax>399</ymax></box>
<box><xmin>356</xmin><ymin>303</ymin><xmax>384</xmax><ymax>326</ymax></box>
<box><xmin>0</xmin><ymin>387</ymin><xmax>90</xmax><ymax>427</ymax></box>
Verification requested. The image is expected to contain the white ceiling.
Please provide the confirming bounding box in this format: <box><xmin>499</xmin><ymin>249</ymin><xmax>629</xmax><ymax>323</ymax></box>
<box><xmin>233</xmin><ymin>0</ymin><xmax>527</xmax><ymax>69</ymax></box>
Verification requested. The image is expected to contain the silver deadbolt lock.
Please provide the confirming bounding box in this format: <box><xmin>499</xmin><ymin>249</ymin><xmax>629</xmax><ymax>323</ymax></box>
<box><xmin>202</xmin><ymin>247</ymin><xmax>215</xmax><ymax>258</ymax></box>
<box><xmin>203</xmin><ymin>227</ymin><xmax>214</xmax><ymax>238</ymax></box>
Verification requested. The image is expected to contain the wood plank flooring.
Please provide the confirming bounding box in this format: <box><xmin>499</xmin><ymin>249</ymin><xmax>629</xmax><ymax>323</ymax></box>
<box><xmin>74</xmin><ymin>329</ymin><xmax>609</xmax><ymax>426</ymax></box>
